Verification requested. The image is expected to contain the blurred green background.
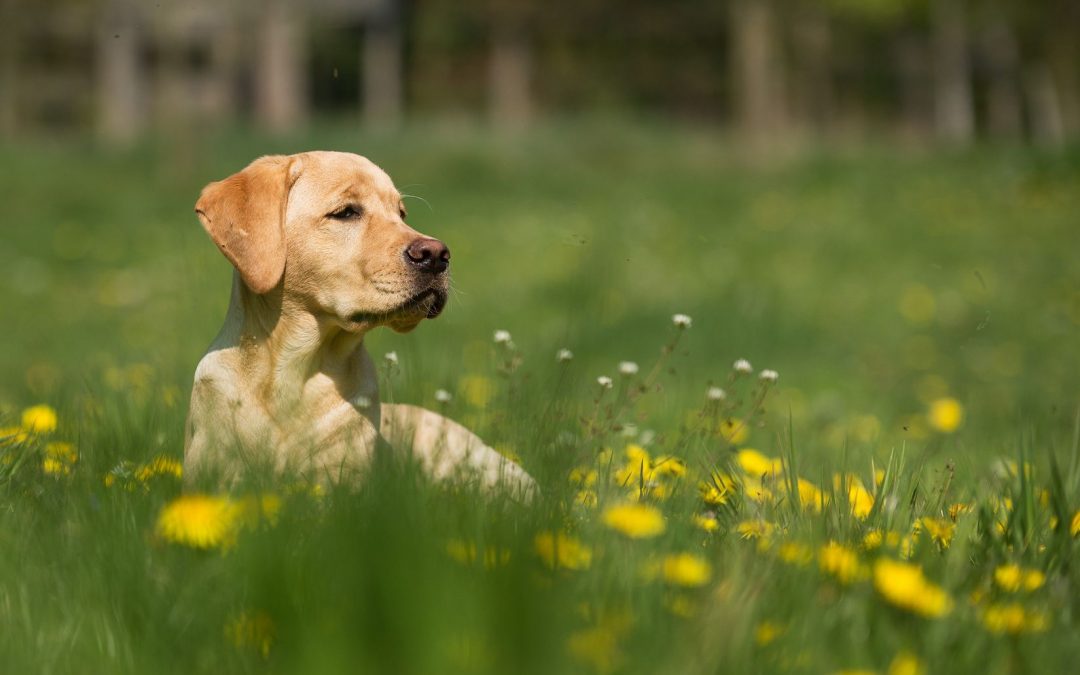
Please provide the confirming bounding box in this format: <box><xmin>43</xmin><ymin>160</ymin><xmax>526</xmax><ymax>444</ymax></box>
<box><xmin>2</xmin><ymin>125</ymin><xmax>1079</xmax><ymax>460</ymax></box>
<box><xmin>3</xmin><ymin>1</ymin><xmax>1079</xmax><ymax>454</ymax></box>
<box><xmin>3</xmin><ymin>3</ymin><xmax>1080</xmax><ymax>674</ymax></box>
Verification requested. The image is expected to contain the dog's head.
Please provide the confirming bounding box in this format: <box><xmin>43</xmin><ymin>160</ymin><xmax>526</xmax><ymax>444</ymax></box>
<box><xmin>195</xmin><ymin>151</ymin><xmax>449</xmax><ymax>333</ymax></box>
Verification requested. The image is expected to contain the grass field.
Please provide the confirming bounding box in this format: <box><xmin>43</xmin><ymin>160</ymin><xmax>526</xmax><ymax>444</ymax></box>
<box><xmin>1</xmin><ymin>122</ymin><xmax>1080</xmax><ymax>673</ymax></box>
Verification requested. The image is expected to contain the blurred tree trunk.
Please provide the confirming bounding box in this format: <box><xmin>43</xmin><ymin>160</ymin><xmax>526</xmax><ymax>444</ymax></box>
<box><xmin>894</xmin><ymin>32</ymin><xmax>932</xmax><ymax>140</ymax></box>
<box><xmin>255</xmin><ymin>1</ymin><xmax>307</xmax><ymax>134</ymax></box>
<box><xmin>0</xmin><ymin>0</ymin><xmax>17</xmax><ymax>138</ymax></box>
<box><xmin>363</xmin><ymin>0</ymin><xmax>404</xmax><ymax>128</ymax></box>
<box><xmin>981</xmin><ymin>18</ymin><xmax>1022</xmax><ymax>139</ymax></box>
<box><xmin>730</xmin><ymin>0</ymin><xmax>787</xmax><ymax>143</ymax></box>
<box><xmin>489</xmin><ymin>19</ymin><xmax>532</xmax><ymax>131</ymax></box>
<box><xmin>790</xmin><ymin>4</ymin><xmax>833</xmax><ymax>135</ymax></box>
<box><xmin>207</xmin><ymin>24</ymin><xmax>240</xmax><ymax>123</ymax></box>
<box><xmin>95</xmin><ymin>1</ymin><xmax>143</xmax><ymax>144</ymax></box>
<box><xmin>930</xmin><ymin>0</ymin><xmax>975</xmax><ymax>143</ymax></box>
<box><xmin>1023</xmin><ymin>62</ymin><xmax>1064</xmax><ymax>146</ymax></box>
<box><xmin>1046</xmin><ymin>19</ymin><xmax>1079</xmax><ymax>138</ymax></box>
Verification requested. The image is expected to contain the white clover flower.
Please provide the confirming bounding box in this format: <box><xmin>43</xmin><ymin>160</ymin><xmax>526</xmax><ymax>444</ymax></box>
<box><xmin>672</xmin><ymin>313</ymin><xmax>692</xmax><ymax>328</ymax></box>
<box><xmin>597</xmin><ymin>376</ymin><xmax>613</xmax><ymax>389</ymax></box>
<box><xmin>638</xmin><ymin>429</ymin><xmax>656</xmax><ymax>446</ymax></box>
<box><xmin>493</xmin><ymin>329</ymin><xmax>512</xmax><ymax>344</ymax></box>
<box><xmin>556</xmin><ymin>348</ymin><xmax>574</xmax><ymax>362</ymax></box>
<box><xmin>707</xmin><ymin>386</ymin><xmax>726</xmax><ymax>401</ymax></box>
<box><xmin>733</xmin><ymin>358</ymin><xmax>753</xmax><ymax>374</ymax></box>
<box><xmin>384</xmin><ymin>351</ymin><xmax>399</xmax><ymax>365</ymax></box>
<box><xmin>759</xmin><ymin>369</ymin><xmax>779</xmax><ymax>383</ymax></box>
<box><xmin>355</xmin><ymin>395</ymin><xmax>372</xmax><ymax>409</ymax></box>
<box><xmin>620</xmin><ymin>423</ymin><xmax>638</xmax><ymax>438</ymax></box>
<box><xmin>434</xmin><ymin>389</ymin><xmax>452</xmax><ymax>403</ymax></box>
<box><xmin>618</xmin><ymin>361</ymin><xmax>639</xmax><ymax>375</ymax></box>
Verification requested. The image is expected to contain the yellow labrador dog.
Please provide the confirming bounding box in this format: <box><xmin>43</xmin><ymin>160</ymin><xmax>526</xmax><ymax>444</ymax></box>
<box><xmin>184</xmin><ymin>151</ymin><xmax>534</xmax><ymax>495</ymax></box>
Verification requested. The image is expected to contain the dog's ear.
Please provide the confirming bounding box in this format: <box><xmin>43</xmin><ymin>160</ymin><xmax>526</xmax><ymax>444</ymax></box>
<box><xmin>195</xmin><ymin>155</ymin><xmax>303</xmax><ymax>294</ymax></box>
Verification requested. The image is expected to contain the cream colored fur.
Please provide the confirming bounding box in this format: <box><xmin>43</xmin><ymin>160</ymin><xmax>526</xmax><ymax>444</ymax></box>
<box><xmin>183</xmin><ymin>151</ymin><xmax>535</xmax><ymax>497</ymax></box>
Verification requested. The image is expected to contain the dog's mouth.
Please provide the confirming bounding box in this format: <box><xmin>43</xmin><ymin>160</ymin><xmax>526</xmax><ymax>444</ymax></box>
<box><xmin>350</xmin><ymin>286</ymin><xmax>447</xmax><ymax>324</ymax></box>
<box><xmin>408</xmin><ymin>286</ymin><xmax>448</xmax><ymax>319</ymax></box>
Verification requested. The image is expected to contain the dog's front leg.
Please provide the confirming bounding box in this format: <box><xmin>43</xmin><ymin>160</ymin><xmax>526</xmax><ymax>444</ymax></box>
<box><xmin>379</xmin><ymin>403</ymin><xmax>536</xmax><ymax>499</ymax></box>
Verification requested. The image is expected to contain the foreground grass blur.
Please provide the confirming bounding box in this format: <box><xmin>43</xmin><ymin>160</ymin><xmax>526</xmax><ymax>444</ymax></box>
<box><xmin>1</xmin><ymin>122</ymin><xmax>1079</xmax><ymax>673</ymax></box>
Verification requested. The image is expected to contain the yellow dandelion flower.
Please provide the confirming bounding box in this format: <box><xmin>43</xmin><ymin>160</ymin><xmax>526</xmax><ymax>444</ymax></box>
<box><xmin>777</xmin><ymin>542</ymin><xmax>814</xmax><ymax>566</ymax></box>
<box><xmin>225</xmin><ymin>611</ymin><xmax>275</xmax><ymax>658</ymax></box>
<box><xmin>888</xmin><ymin>653</ymin><xmax>925</xmax><ymax>675</ymax></box>
<box><xmin>651</xmin><ymin>455</ymin><xmax>686</xmax><ymax>478</ymax></box>
<box><xmin>446</xmin><ymin>539</ymin><xmax>476</xmax><ymax>564</ymax></box>
<box><xmin>863</xmin><ymin>530</ymin><xmax>884</xmax><ymax>550</ymax></box>
<box><xmin>862</xmin><ymin>529</ymin><xmax>907</xmax><ymax>552</ymax></box>
<box><xmin>447</xmin><ymin>539</ymin><xmax>511</xmax><ymax>568</ymax></box>
<box><xmin>42</xmin><ymin>441</ymin><xmax>78</xmax><ymax>475</ymax></box>
<box><xmin>795</xmin><ymin>478</ymin><xmax>828</xmax><ymax>513</ymax></box>
<box><xmin>642</xmin><ymin>481</ymin><xmax>671</xmax><ymax>501</ymax></box>
<box><xmin>736</xmin><ymin>449</ymin><xmax>782</xmax><ymax>477</ymax></box>
<box><xmin>740</xmin><ymin>475</ymin><xmax>775</xmax><ymax>504</ymax></box>
<box><xmin>237</xmin><ymin>493</ymin><xmax>282</xmax><ymax>527</ymax></box>
<box><xmin>569</xmin><ymin>465</ymin><xmax>598</xmax><ymax>487</ymax></box>
<box><xmin>460</xmin><ymin>375</ymin><xmax>494</xmax><ymax>408</ymax></box>
<box><xmin>927</xmin><ymin>398</ymin><xmax>963</xmax><ymax>433</ymax></box>
<box><xmin>754</xmin><ymin>621</ymin><xmax>784</xmax><ymax>646</ymax></box>
<box><xmin>833</xmin><ymin>474</ymin><xmax>874</xmax><ymax>518</ymax></box>
<box><xmin>21</xmin><ymin>404</ymin><xmax>58</xmax><ymax>434</ymax></box>
<box><xmin>483</xmin><ymin>547</ymin><xmax>511</xmax><ymax>568</ymax></box>
<box><xmin>993</xmin><ymin>564</ymin><xmax>1045</xmax><ymax>593</ymax></box>
<box><xmin>568</xmin><ymin>626</ymin><xmax>620</xmax><ymax>675</ymax></box>
<box><xmin>700</xmin><ymin>470</ymin><xmax>735</xmax><ymax>505</ymax></box>
<box><xmin>1070</xmin><ymin>511</ymin><xmax>1080</xmax><ymax>537</ymax></box>
<box><xmin>615</xmin><ymin>445</ymin><xmax>654</xmax><ymax>486</ymax></box>
<box><xmin>624</xmin><ymin>443</ymin><xmax>649</xmax><ymax>464</ymax></box>
<box><xmin>693</xmin><ymin>513</ymin><xmax>719</xmax><ymax>532</ymax></box>
<box><xmin>567</xmin><ymin>612</ymin><xmax>631</xmax><ymax>675</ymax></box>
<box><xmin>596</xmin><ymin>447</ymin><xmax>614</xmax><ymax>466</ymax></box>
<box><xmin>948</xmin><ymin>502</ymin><xmax>973</xmax><ymax>520</ymax></box>
<box><xmin>575</xmin><ymin>489</ymin><xmax>599</xmax><ymax>508</ymax></box>
<box><xmin>916</xmin><ymin>517</ymin><xmax>956</xmax><ymax>548</ymax></box>
<box><xmin>534</xmin><ymin>531</ymin><xmax>592</xmax><ymax>570</ymax></box>
<box><xmin>135</xmin><ymin>455</ymin><xmax>183</xmax><ymax>482</ymax></box>
<box><xmin>661</xmin><ymin>553</ymin><xmax>712</xmax><ymax>587</ymax></box>
<box><xmin>819</xmin><ymin>541</ymin><xmax>867</xmax><ymax>584</ymax></box>
<box><xmin>602</xmin><ymin>502</ymin><xmax>665</xmax><ymax>538</ymax></box>
<box><xmin>155</xmin><ymin>494</ymin><xmax>240</xmax><ymax>549</ymax></box>
<box><xmin>735</xmin><ymin>519</ymin><xmax>775</xmax><ymax>540</ymax></box>
<box><xmin>718</xmin><ymin>418</ymin><xmax>749</xmax><ymax>445</ymax></box>
<box><xmin>873</xmin><ymin>558</ymin><xmax>952</xmax><ymax>618</ymax></box>
<box><xmin>0</xmin><ymin>426</ymin><xmax>30</xmax><ymax>446</ymax></box>
<box><xmin>980</xmin><ymin>602</ymin><xmax>1049</xmax><ymax>634</ymax></box>
<box><xmin>42</xmin><ymin>458</ymin><xmax>70</xmax><ymax>475</ymax></box>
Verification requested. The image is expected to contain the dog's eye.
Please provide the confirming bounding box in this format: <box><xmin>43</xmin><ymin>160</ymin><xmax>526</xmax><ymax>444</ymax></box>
<box><xmin>399</xmin><ymin>208</ymin><xmax>407</xmax><ymax>221</ymax></box>
<box><xmin>329</xmin><ymin>205</ymin><xmax>362</xmax><ymax>220</ymax></box>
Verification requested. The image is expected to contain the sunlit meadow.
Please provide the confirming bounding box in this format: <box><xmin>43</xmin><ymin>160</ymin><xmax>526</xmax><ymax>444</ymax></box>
<box><xmin>2</xmin><ymin>124</ymin><xmax>1079</xmax><ymax>673</ymax></box>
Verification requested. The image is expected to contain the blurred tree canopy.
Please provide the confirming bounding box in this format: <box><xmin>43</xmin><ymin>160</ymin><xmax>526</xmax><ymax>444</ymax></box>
<box><xmin>0</xmin><ymin>0</ymin><xmax>1076</xmax><ymax>145</ymax></box>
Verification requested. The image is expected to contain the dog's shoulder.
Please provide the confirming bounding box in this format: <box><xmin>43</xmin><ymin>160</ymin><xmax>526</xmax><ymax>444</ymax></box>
<box><xmin>189</xmin><ymin>348</ymin><xmax>251</xmax><ymax>420</ymax></box>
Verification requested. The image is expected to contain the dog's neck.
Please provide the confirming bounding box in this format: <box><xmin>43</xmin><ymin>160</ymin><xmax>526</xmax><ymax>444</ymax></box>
<box><xmin>215</xmin><ymin>273</ymin><xmax>378</xmax><ymax>418</ymax></box>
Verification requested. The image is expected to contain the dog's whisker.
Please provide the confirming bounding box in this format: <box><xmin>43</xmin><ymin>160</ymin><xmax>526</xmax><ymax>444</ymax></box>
<box><xmin>400</xmin><ymin>192</ymin><xmax>434</xmax><ymax>213</ymax></box>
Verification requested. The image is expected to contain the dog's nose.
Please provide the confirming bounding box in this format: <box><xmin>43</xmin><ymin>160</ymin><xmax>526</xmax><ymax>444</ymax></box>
<box><xmin>404</xmin><ymin>237</ymin><xmax>450</xmax><ymax>274</ymax></box>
